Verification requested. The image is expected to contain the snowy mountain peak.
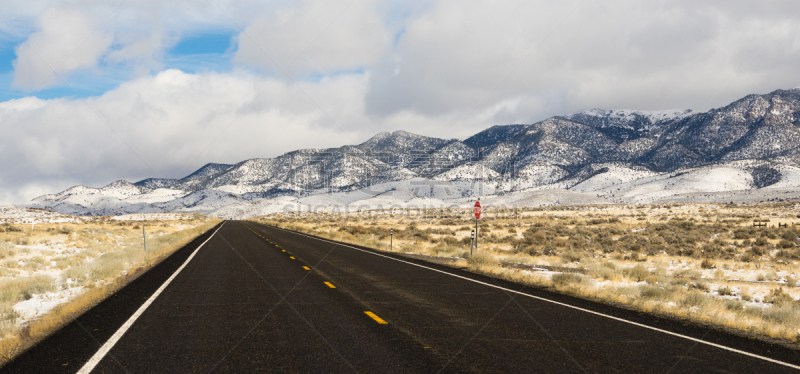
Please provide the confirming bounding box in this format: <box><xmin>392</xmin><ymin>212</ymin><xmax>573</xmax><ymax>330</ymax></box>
<box><xmin>96</xmin><ymin>180</ymin><xmax>142</xmax><ymax>199</ymax></box>
<box><xmin>566</xmin><ymin>108</ymin><xmax>692</xmax><ymax>126</ymax></box>
<box><xmin>27</xmin><ymin>87</ymin><xmax>800</xmax><ymax>217</ymax></box>
<box><xmin>359</xmin><ymin>129</ymin><xmax>451</xmax><ymax>153</ymax></box>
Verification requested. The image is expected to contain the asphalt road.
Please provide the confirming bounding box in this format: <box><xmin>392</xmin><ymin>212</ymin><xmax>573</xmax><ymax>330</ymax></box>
<box><xmin>4</xmin><ymin>220</ymin><xmax>800</xmax><ymax>373</ymax></box>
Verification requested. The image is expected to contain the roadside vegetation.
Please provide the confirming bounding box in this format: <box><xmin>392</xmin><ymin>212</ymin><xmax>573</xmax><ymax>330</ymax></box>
<box><xmin>0</xmin><ymin>214</ymin><xmax>219</xmax><ymax>364</ymax></box>
<box><xmin>251</xmin><ymin>201</ymin><xmax>800</xmax><ymax>346</ymax></box>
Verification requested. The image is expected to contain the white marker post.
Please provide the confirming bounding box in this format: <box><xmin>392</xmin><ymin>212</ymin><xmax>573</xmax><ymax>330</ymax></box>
<box><xmin>473</xmin><ymin>200</ymin><xmax>481</xmax><ymax>253</ymax></box>
<box><xmin>143</xmin><ymin>225</ymin><xmax>147</xmax><ymax>252</ymax></box>
<box><xmin>470</xmin><ymin>230</ymin><xmax>475</xmax><ymax>256</ymax></box>
<box><xmin>390</xmin><ymin>228</ymin><xmax>393</xmax><ymax>252</ymax></box>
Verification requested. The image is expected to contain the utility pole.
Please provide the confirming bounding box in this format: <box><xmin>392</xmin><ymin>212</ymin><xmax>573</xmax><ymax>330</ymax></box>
<box><xmin>143</xmin><ymin>225</ymin><xmax>147</xmax><ymax>252</ymax></box>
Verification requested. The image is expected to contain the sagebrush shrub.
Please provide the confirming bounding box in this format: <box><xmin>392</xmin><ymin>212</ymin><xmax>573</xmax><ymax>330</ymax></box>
<box><xmin>552</xmin><ymin>273</ymin><xmax>583</xmax><ymax>286</ymax></box>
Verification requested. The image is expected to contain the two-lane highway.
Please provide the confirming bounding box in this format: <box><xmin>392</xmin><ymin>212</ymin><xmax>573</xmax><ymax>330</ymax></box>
<box><xmin>4</xmin><ymin>220</ymin><xmax>800</xmax><ymax>373</ymax></box>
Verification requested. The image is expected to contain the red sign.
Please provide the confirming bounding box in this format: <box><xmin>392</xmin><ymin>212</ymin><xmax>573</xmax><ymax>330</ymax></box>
<box><xmin>474</xmin><ymin>201</ymin><xmax>481</xmax><ymax>219</ymax></box>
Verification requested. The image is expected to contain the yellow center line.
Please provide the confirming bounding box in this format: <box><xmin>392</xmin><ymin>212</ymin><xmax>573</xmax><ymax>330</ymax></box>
<box><xmin>303</xmin><ymin>266</ymin><xmax>310</xmax><ymax>270</ymax></box>
<box><xmin>290</xmin><ymin>256</ymin><xmax>295</xmax><ymax>260</ymax></box>
<box><xmin>282</xmin><ymin>249</ymin><xmax>286</xmax><ymax>252</ymax></box>
<box><xmin>364</xmin><ymin>311</ymin><xmax>388</xmax><ymax>324</ymax></box>
<box><xmin>324</xmin><ymin>282</ymin><xmax>336</xmax><ymax>288</ymax></box>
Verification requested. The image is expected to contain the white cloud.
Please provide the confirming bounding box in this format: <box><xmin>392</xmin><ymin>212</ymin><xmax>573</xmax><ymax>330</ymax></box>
<box><xmin>233</xmin><ymin>0</ymin><xmax>390</xmax><ymax>76</ymax></box>
<box><xmin>12</xmin><ymin>7</ymin><xmax>113</xmax><ymax>90</ymax></box>
<box><xmin>104</xmin><ymin>31</ymin><xmax>177</xmax><ymax>75</ymax></box>
<box><xmin>366</xmin><ymin>0</ymin><xmax>800</xmax><ymax>121</ymax></box>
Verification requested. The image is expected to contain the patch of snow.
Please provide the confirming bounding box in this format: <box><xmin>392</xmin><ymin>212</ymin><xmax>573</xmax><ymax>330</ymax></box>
<box><xmin>13</xmin><ymin>287</ymin><xmax>84</xmax><ymax>327</ymax></box>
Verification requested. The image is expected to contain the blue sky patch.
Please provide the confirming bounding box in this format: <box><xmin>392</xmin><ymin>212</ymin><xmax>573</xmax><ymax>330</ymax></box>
<box><xmin>0</xmin><ymin>38</ymin><xmax>17</xmax><ymax>74</ymax></box>
<box><xmin>0</xmin><ymin>68</ymin><xmax>126</xmax><ymax>102</ymax></box>
<box><xmin>170</xmin><ymin>31</ymin><xmax>236</xmax><ymax>56</ymax></box>
<box><xmin>0</xmin><ymin>31</ymin><xmax>239</xmax><ymax>102</ymax></box>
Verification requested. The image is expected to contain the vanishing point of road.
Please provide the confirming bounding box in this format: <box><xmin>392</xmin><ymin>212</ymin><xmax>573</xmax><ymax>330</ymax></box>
<box><xmin>3</xmin><ymin>221</ymin><xmax>800</xmax><ymax>373</ymax></box>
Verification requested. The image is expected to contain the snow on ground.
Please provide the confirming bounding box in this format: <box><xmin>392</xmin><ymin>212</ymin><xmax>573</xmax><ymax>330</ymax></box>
<box><xmin>13</xmin><ymin>287</ymin><xmax>85</xmax><ymax>326</ymax></box>
<box><xmin>121</xmin><ymin>188</ymin><xmax>186</xmax><ymax>204</ymax></box>
<box><xmin>570</xmin><ymin>164</ymin><xmax>660</xmax><ymax>193</ymax></box>
<box><xmin>111</xmin><ymin>213</ymin><xmax>201</xmax><ymax>221</ymax></box>
<box><xmin>432</xmin><ymin>162</ymin><xmax>500</xmax><ymax>181</ymax></box>
<box><xmin>614</xmin><ymin>166</ymin><xmax>752</xmax><ymax>204</ymax></box>
<box><xmin>0</xmin><ymin>206</ymin><xmax>88</xmax><ymax>224</ymax></box>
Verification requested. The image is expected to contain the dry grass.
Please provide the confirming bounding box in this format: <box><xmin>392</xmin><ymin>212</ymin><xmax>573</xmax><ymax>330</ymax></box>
<box><xmin>250</xmin><ymin>201</ymin><xmax>800</xmax><ymax>346</ymax></box>
<box><xmin>0</xmin><ymin>215</ymin><xmax>219</xmax><ymax>365</ymax></box>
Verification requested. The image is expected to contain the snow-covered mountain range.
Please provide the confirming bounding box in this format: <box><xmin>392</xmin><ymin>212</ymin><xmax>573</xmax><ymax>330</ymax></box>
<box><xmin>27</xmin><ymin>88</ymin><xmax>800</xmax><ymax>218</ymax></box>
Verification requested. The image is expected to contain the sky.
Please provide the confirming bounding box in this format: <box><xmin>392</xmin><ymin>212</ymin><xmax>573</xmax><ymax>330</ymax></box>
<box><xmin>1</xmin><ymin>0</ymin><xmax>800</xmax><ymax>204</ymax></box>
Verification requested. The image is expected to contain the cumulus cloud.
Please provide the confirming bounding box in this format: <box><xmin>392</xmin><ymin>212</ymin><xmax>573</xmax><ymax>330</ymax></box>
<box><xmin>104</xmin><ymin>31</ymin><xmax>177</xmax><ymax>75</ymax></box>
<box><xmin>366</xmin><ymin>0</ymin><xmax>800</xmax><ymax>124</ymax></box>
<box><xmin>233</xmin><ymin>0</ymin><xmax>390</xmax><ymax>76</ymax></box>
<box><xmin>13</xmin><ymin>8</ymin><xmax>113</xmax><ymax>90</ymax></box>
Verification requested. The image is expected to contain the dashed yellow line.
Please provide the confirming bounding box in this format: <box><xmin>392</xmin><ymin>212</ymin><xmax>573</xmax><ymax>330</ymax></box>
<box><xmin>324</xmin><ymin>282</ymin><xmax>336</xmax><ymax>288</ymax></box>
<box><xmin>282</xmin><ymin>250</ymin><xmax>286</xmax><ymax>252</ymax></box>
<box><xmin>243</xmin><ymin>225</ymin><xmax>286</xmax><ymax>255</ymax></box>
<box><xmin>303</xmin><ymin>266</ymin><xmax>310</xmax><ymax>270</ymax></box>
<box><xmin>364</xmin><ymin>311</ymin><xmax>388</xmax><ymax>324</ymax></box>
<box><xmin>290</xmin><ymin>256</ymin><xmax>295</xmax><ymax>260</ymax></box>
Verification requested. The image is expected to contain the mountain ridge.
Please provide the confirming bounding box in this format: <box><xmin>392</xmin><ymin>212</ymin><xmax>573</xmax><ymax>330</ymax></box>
<box><xmin>28</xmin><ymin>88</ymin><xmax>800</xmax><ymax>217</ymax></box>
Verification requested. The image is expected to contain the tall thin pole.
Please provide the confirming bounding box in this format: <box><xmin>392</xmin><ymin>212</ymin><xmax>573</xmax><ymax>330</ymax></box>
<box><xmin>143</xmin><ymin>225</ymin><xmax>147</xmax><ymax>252</ymax></box>
<box><xmin>390</xmin><ymin>229</ymin><xmax>393</xmax><ymax>252</ymax></box>
<box><xmin>475</xmin><ymin>218</ymin><xmax>478</xmax><ymax>252</ymax></box>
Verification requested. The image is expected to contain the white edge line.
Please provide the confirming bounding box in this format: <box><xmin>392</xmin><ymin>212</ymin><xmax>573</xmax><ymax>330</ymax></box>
<box><xmin>77</xmin><ymin>222</ymin><xmax>226</xmax><ymax>374</ymax></box>
<box><xmin>263</xmin><ymin>223</ymin><xmax>800</xmax><ymax>371</ymax></box>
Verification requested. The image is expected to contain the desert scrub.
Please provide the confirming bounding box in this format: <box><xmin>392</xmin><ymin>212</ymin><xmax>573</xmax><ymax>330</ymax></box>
<box><xmin>467</xmin><ymin>252</ymin><xmax>499</xmax><ymax>267</ymax></box>
<box><xmin>681</xmin><ymin>292</ymin><xmax>710</xmax><ymax>308</ymax></box>
<box><xmin>551</xmin><ymin>273</ymin><xmax>585</xmax><ymax>286</ymax></box>
<box><xmin>624</xmin><ymin>264</ymin><xmax>650</xmax><ymax>282</ymax></box>
<box><xmin>761</xmin><ymin>304</ymin><xmax>800</xmax><ymax>326</ymax></box>
<box><xmin>589</xmin><ymin>264</ymin><xmax>617</xmax><ymax>281</ymax></box>
<box><xmin>0</xmin><ymin>274</ymin><xmax>56</xmax><ymax>304</ymax></box>
<box><xmin>560</xmin><ymin>250</ymin><xmax>582</xmax><ymax>263</ymax></box>
<box><xmin>638</xmin><ymin>284</ymin><xmax>674</xmax><ymax>300</ymax></box>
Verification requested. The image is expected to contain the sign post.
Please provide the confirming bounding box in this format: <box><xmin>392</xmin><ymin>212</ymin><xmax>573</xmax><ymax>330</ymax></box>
<box><xmin>474</xmin><ymin>201</ymin><xmax>481</xmax><ymax>252</ymax></box>
<box><xmin>390</xmin><ymin>228</ymin><xmax>393</xmax><ymax>252</ymax></box>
